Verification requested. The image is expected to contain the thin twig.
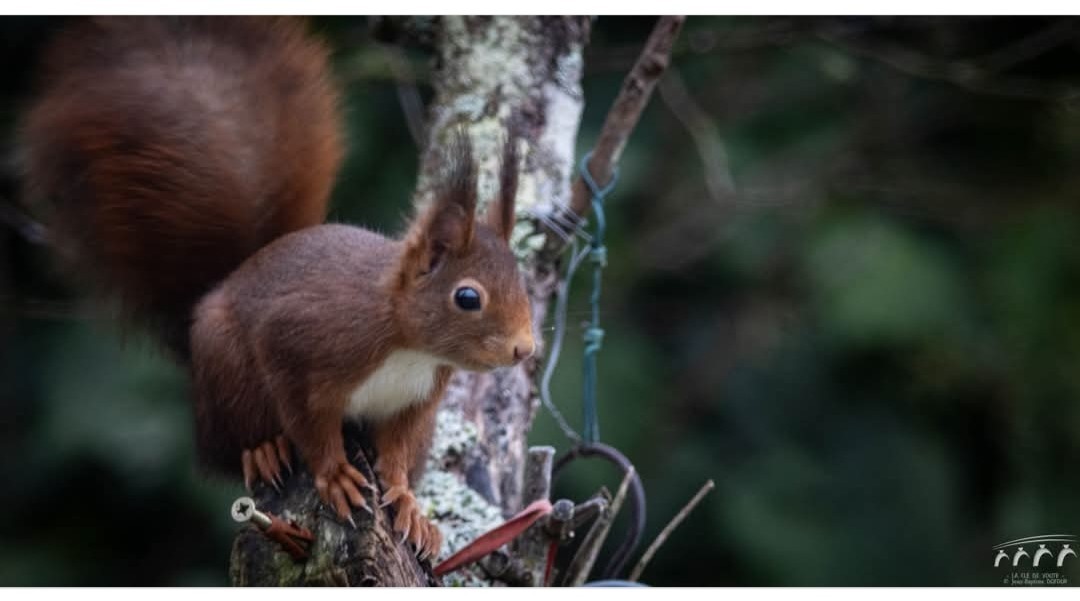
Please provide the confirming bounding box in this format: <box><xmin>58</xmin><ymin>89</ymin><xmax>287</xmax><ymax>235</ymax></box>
<box><xmin>563</xmin><ymin>466</ymin><xmax>636</xmax><ymax>586</ymax></box>
<box><xmin>0</xmin><ymin>202</ymin><xmax>49</xmax><ymax>246</ymax></box>
<box><xmin>970</xmin><ymin>19</ymin><xmax>1078</xmax><ymax>74</ymax></box>
<box><xmin>628</xmin><ymin>479</ymin><xmax>715</xmax><ymax>582</ymax></box>
<box><xmin>657</xmin><ymin>67</ymin><xmax>737</xmax><ymax>206</ymax></box>
<box><xmin>817</xmin><ymin>27</ymin><xmax>1080</xmax><ymax>104</ymax></box>
<box><xmin>0</xmin><ymin>297</ymin><xmax>93</xmax><ymax>320</ymax></box>
<box><xmin>569</xmin><ymin>16</ymin><xmax>685</xmax><ymax>217</ymax></box>
<box><xmin>380</xmin><ymin>45</ymin><xmax>427</xmax><ymax>146</ymax></box>
<box><xmin>584</xmin><ymin>19</ymin><xmax>801</xmax><ymax>73</ymax></box>
<box><xmin>541</xmin><ymin>16</ymin><xmax>685</xmax><ymax>259</ymax></box>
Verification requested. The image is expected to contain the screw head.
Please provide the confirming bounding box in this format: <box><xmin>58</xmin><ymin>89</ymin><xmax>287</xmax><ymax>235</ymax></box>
<box><xmin>231</xmin><ymin>496</ymin><xmax>256</xmax><ymax>522</ymax></box>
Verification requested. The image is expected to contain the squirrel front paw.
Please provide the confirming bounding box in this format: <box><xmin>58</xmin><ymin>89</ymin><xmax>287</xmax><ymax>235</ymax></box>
<box><xmin>381</xmin><ymin>485</ymin><xmax>442</xmax><ymax>560</ymax></box>
<box><xmin>241</xmin><ymin>435</ymin><xmax>293</xmax><ymax>492</ymax></box>
<box><xmin>314</xmin><ymin>458</ymin><xmax>376</xmax><ymax>526</ymax></box>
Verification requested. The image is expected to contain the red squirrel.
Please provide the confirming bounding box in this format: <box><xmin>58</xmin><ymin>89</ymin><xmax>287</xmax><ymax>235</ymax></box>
<box><xmin>21</xmin><ymin>16</ymin><xmax>535</xmax><ymax>560</ymax></box>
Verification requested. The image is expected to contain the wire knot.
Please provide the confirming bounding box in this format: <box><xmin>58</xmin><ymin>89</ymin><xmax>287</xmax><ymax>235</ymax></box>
<box><xmin>583</xmin><ymin>327</ymin><xmax>605</xmax><ymax>353</ymax></box>
<box><xmin>589</xmin><ymin>245</ymin><xmax>608</xmax><ymax>266</ymax></box>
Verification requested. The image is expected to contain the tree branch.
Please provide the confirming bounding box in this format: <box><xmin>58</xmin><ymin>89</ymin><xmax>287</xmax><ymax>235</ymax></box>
<box><xmin>416</xmin><ymin>16</ymin><xmax>591</xmax><ymax>585</ymax></box>
<box><xmin>537</xmin><ymin>16</ymin><xmax>684</xmax><ymax>262</ymax></box>
<box><xmin>229</xmin><ymin>427</ymin><xmax>437</xmax><ymax>586</ymax></box>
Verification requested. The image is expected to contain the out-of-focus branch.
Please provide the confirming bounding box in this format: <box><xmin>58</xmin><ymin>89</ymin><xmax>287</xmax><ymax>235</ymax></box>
<box><xmin>379</xmin><ymin>44</ymin><xmax>427</xmax><ymax>145</ymax></box>
<box><xmin>0</xmin><ymin>297</ymin><xmax>93</xmax><ymax>320</ymax></box>
<box><xmin>569</xmin><ymin>16</ymin><xmax>685</xmax><ymax>218</ymax></box>
<box><xmin>585</xmin><ymin>18</ymin><xmax>800</xmax><ymax>73</ymax></box>
<box><xmin>970</xmin><ymin>19</ymin><xmax>1077</xmax><ymax>74</ymax></box>
<box><xmin>0</xmin><ymin>202</ymin><xmax>48</xmax><ymax>246</ymax></box>
<box><xmin>817</xmin><ymin>27</ymin><xmax>1080</xmax><ymax>103</ymax></box>
<box><xmin>658</xmin><ymin>67</ymin><xmax>736</xmax><ymax>206</ymax></box>
<box><xmin>368</xmin><ymin>16</ymin><xmax>439</xmax><ymax>51</ymax></box>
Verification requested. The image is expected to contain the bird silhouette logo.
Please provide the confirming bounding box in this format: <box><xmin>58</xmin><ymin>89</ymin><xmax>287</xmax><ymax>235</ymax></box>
<box><xmin>993</xmin><ymin>535</ymin><xmax>1077</xmax><ymax>569</ymax></box>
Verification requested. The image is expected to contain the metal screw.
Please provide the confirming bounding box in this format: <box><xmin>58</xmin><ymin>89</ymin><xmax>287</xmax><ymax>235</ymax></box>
<box><xmin>231</xmin><ymin>496</ymin><xmax>273</xmax><ymax>529</ymax></box>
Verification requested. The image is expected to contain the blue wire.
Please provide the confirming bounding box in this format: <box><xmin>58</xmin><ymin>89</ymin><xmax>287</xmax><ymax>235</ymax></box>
<box><xmin>578</xmin><ymin>151</ymin><xmax>618</xmax><ymax>444</ymax></box>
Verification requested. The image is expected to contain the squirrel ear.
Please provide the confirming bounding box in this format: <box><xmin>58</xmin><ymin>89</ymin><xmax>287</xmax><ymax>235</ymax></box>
<box><xmin>399</xmin><ymin>130</ymin><xmax>477</xmax><ymax>281</ymax></box>
<box><xmin>488</xmin><ymin>133</ymin><xmax>519</xmax><ymax>243</ymax></box>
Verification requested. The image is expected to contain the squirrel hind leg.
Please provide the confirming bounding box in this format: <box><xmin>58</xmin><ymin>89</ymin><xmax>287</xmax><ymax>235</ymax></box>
<box><xmin>190</xmin><ymin>290</ymin><xmax>281</xmax><ymax>478</ymax></box>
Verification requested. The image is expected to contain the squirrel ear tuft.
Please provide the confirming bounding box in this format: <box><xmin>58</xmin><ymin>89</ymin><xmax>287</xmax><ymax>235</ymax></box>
<box><xmin>399</xmin><ymin>129</ymin><xmax>478</xmax><ymax>282</ymax></box>
<box><xmin>488</xmin><ymin>131</ymin><xmax>520</xmax><ymax>243</ymax></box>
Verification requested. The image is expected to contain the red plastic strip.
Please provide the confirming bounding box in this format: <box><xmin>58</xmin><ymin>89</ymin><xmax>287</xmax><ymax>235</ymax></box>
<box><xmin>433</xmin><ymin>499</ymin><xmax>553</xmax><ymax>577</ymax></box>
<box><xmin>544</xmin><ymin>540</ymin><xmax>559</xmax><ymax>586</ymax></box>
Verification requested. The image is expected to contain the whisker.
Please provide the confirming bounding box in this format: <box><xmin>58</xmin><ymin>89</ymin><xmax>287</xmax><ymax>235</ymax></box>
<box><xmin>538</xmin><ymin>323</ymin><xmax>594</xmax><ymax>333</ymax></box>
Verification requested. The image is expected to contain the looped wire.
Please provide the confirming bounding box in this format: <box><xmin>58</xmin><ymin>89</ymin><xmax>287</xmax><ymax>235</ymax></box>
<box><xmin>537</xmin><ymin>150</ymin><xmax>619</xmax><ymax>446</ymax></box>
<box><xmin>579</xmin><ymin>151</ymin><xmax>620</xmax><ymax>200</ymax></box>
<box><xmin>539</xmin><ymin>238</ymin><xmax>589</xmax><ymax>444</ymax></box>
<box><xmin>579</xmin><ymin>151</ymin><xmax>617</xmax><ymax>444</ymax></box>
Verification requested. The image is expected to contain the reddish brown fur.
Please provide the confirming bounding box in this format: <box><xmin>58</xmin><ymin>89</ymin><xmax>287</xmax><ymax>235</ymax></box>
<box><xmin>25</xmin><ymin>17</ymin><xmax>534</xmax><ymax>559</ymax></box>
<box><xmin>372</xmin><ymin>368</ymin><xmax>451</xmax><ymax>552</ymax></box>
<box><xmin>189</xmin><ymin>134</ymin><xmax>533</xmax><ymax>472</ymax></box>
<box><xmin>191</xmin><ymin>137</ymin><xmax>532</xmax><ymax>555</ymax></box>
<box><xmin>23</xmin><ymin>16</ymin><xmax>342</xmax><ymax>356</ymax></box>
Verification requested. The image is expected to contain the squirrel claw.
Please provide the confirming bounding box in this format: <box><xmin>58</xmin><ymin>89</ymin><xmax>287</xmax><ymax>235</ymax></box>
<box><xmin>241</xmin><ymin>449</ymin><xmax>256</xmax><ymax>492</ymax></box>
<box><xmin>275</xmin><ymin>436</ymin><xmax>293</xmax><ymax>474</ymax></box>
<box><xmin>381</xmin><ymin>485</ymin><xmax>407</xmax><ymax>507</ymax></box>
<box><xmin>242</xmin><ymin>440</ymin><xmax>288</xmax><ymax>492</ymax></box>
<box><xmin>381</xmin><ymin>484</ymin><xmax>441</xmax><ymax>558</ymax></box>
<box><xmin>315</xmin><ymin>457</ymin><xmax>375</xmax><ymax>524</ymax></box>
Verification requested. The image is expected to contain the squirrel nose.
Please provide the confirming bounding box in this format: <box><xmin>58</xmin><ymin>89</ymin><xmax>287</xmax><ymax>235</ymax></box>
<box><xmin>512</xmin><ymin>336</ymin><xmax>535</xmax><ymax>363</ymax></box>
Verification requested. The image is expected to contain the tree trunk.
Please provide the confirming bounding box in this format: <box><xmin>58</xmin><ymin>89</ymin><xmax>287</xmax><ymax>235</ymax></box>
<box><xmin>230</xmin><ymin>16</ymin><xmax>590</xmax><ymax>586</ymax></box>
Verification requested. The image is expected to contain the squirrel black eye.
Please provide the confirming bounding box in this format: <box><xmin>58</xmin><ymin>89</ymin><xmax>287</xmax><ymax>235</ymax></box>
<box><xmin>454</xmin><ymin>286</ymin><xmax>482</xmax><ymax>311</ymax></box>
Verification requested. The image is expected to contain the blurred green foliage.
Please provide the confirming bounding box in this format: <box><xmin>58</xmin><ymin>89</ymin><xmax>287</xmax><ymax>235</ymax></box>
<box><xmin>3</xmin><ymin>16</ymin><xmax>1080</xmax><ymax>586</ymax></box>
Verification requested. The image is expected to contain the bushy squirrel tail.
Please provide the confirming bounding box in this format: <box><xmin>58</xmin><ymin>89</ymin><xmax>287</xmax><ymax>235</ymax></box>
<box><xmin>21</xmin><ymin>17</ymin><xmax>343</xmax><ymax>358</ymax></box>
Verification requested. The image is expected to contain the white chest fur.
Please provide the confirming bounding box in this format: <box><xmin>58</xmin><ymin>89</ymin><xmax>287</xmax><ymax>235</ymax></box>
<box><xmin>345</xmin><ymin>349</ymin><xmax>445</xmax><ymax>422</ymax></box>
